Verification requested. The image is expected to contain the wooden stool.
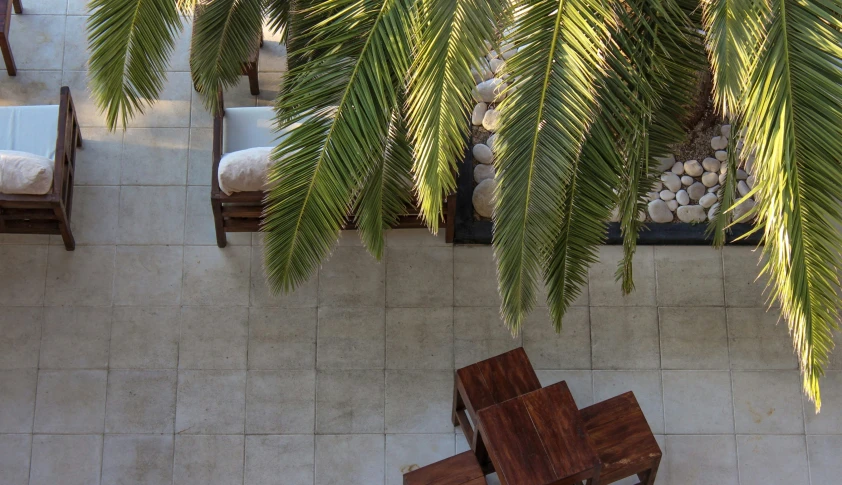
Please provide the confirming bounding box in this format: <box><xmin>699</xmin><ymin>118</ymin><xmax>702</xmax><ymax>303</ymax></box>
<box><xmin>579</xmin><ymin>392</ymin><xmax>661</xmax><ymax>485</ymax></box>
<box><xmin>452</xmin><ymin>348</ymin><xmax>541</xmax><ymax>464</ymax></box>
<box><xmin>1</xmin><ymin>0</ymin><xmax>23</xmax><ymax>76</ymax></box>
<box><xmin>403</xmin><ymin>451</ymin><xmax>487</xmax><ymax>485</ymax></box>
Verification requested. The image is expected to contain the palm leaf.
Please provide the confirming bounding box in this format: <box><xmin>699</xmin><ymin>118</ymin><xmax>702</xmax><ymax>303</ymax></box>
<box><xmin>708</xmin><ymin>119</ymin><xmax>740</xmax><ymax>246</ymax></box>
<box><xmin>353</xmin><ymin>107</ymin><xmax>415</xmax><ymax>259</ymax></box>
<box><xmin>191</xmin><ymin>0</ymin><xmax>265</xmax><ymax>115</ymax></box>
<box><xmin>741</xmin><ymin>0</ymin><xmax>842</xmax><ymax>410</ymax></box>
<box><xmin>262</xmin><ymin>0</ymin><xmax>413</xmax><ymax>293</ymax></box>
<box><xmin>405</xmin><ymin>0</ymin><xmax>501</xmax><ymax>229</ymax></box>
<box><xmin>87</xmin><ymin>0</ymin><xmax>183</xmax><ymax>130</ymax></box>
<box><xmin>493</xmin><ymin>0</ymin><xmax>612</xmax><ymax>332</ymax></box>
<box><xmin>265</xmin><ymin>0</ymin><xmax>292</xmax><ymax>40</ymax></box>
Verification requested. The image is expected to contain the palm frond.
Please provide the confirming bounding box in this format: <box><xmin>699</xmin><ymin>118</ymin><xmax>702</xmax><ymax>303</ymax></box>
<box><xmin>262</xmin><ymin>0</ymin><xmax>413</xmax><ymax>293</ymax></box>
<box><xmin>493</xmin><ymin>0</ymin><xmax>612</xmax><ymax>332</ymax></box>
<box><xmin>405</xmin><ymin>0</ymin><xmax>502</xmax><ymax>229</ymax></box>
<box><xmin>191</xmin><ymin>0</ymin><xmax>265</xmax><ymax>115</ymax></box>
<box><xmin>177</xmin><ymin>0</ymin><xmax>197</xmax><ymax>14</ymax></box>
<box><xmin>265</xmin><ymin>0</ymin><xmax>291</xmax><ymax>41</ymax></box>
<box><xmin>353</xmin><ymin>107</ymin><xmax>414</xmax><ymax>259</ymax></box>
<box><xmin>87</xmin><ymin>0</ymin><xmax>183</xmax><ymax>130</ymax></box>
<box><xmin>709</xmin><ymin>119</ymin><xmax>740</xmax><ymax>247</ymax></box>
<box><xmin>742</xmin><ymin>0</ymin><xmax>842</xmax><ymax>410</ymax></box>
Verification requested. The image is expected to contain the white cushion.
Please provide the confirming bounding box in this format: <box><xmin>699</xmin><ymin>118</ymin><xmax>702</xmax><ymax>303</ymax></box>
<box><xmin>0</xmin><ymin>105</ymin><xmax>59</xmax><ymax>160</ymax></box>
<box><xmin>0</xmin><ymin>150</ymin><xmax>54</xmax><ymax>195</ymax></box>
<box><xmin>218</xmin><ymin>146</ymin><xmax>274</xmax><ymax>196</ymax></box>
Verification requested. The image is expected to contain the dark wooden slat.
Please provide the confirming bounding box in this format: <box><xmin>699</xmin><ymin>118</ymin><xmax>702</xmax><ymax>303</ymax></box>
<box><xmin>403</xmin><ymin>451</ymin><xmax>486</xmax><ymax>485</ymax></box>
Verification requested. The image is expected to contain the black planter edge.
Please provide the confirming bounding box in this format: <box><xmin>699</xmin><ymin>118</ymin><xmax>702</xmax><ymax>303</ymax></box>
<box><xmin>453</xmin><ymin>146</ymin><xmax>763</xmax><ymax>246</ymax></box>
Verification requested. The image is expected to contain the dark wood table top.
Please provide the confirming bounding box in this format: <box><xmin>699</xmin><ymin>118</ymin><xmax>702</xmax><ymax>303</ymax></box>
<box><xmin>476</xmin><ymin>381</ymin><xmax>601</xmax><ymax>485</ymax></box>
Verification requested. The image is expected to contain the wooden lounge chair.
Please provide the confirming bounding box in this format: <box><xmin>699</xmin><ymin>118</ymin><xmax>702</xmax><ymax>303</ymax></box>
<box><xmin>1</xmin><ymin>0</ymin><xmax>22</xmax><ymax>75</ymax></box>
<box><xmin>0</xmin><ymin>87</ymin><xmax>82</xmax><ymax>249</ymax></box>
<box><xmin>211</xmin><ymin>93</ymin><xmax>456</xmax><ymax>247</ymax></box>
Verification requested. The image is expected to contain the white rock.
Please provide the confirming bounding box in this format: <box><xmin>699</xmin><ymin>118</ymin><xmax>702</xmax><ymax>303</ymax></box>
<box><xmin>482</xmin><ymin>109</ymin><xmax>500</xmax><ymax>132</ymax></box>
<box><xmin>648</xmin><ymin>199</ymin><xmax>673</xmax><ymax>223</ymax></box>
<box><xmin>720</xmin><ymin>165</ymin><xmax>728</xmax><ymax>174</ymax></box>
<box><xmin>708</xmin><ymin>185</ymin><xmax>720</xmax><ymax>193</ymax></box>
<box><xmin>671</xmin><ymin>161</ymin><xmax>685</xmax><ymax>175</ymax></box>
<box><xmin>648</xmin><ymin>191</ymin><xmax>661</xmax><ymax>201</ymax></box>
<box><xmin>660</xmin><ymin>190</ymin><xmax>675</xmax><ymax>201</ymax></box>
<box><xmin>736</xmin><ymin>169</ymin><xmax>748</xmax><ymax>180</ymax></box>
<box><xmin>661</xmin><ymin>173</ymin><xmax>681</xmax><ymax>192</ymax></box>
<box><xmin>745</xmin><ymin>153</ymin><xmax>755</xmax><ymax>174</ymax></box>
<box><xmin>684</xmin><ymin>160</ymin><xmax>704</xmax><ymax>177</ymax></box>
<box><xmin>653</xmin><ymin>181</ymin><xmax>663</xmax><ymax>191</ymax></box>
<box><xmin>702</xmin><ymin>172</ymin><xmax>719</xmax><ymax>187</ymax></box>
<box><xmin>699</xmin><ymin>193</ymin><xmax>718</xmax><ymax>208</ymax></box>
<box><xmin>472</xmin><ymin>179</ymin><xmax>497</xmax><ymax>218</ymax></box>
<box><xmin>737</xmin><ymin>180</ymin><xmax>750</xmax><ymax>197</ymax></box>
<box><xmin>687</xmin><ymin>182</ymin><xmax>706</xmax><ymax>200</ymax></box>
<box><xmin>675</xmin><ymin>190</ymin><xmax>690</xmax><ymax>206</ymax></box>
<box><xmin>609</xmin><ymin>207</ymin><xmax>621</xmax><ymax>222</ymax></box>
<box><xmin>476</xmin><ymin>78</ymin><xmax>506</xmax><ymax>103</ymax></box>
<box><xmin>489</xmin><ymin>58</ymin><xmax>505</xmax><ymax>74</ymax></box>
<box><xmin>733</xmin><ymin>198</ymin><xmax>756</xmax><ymax>220</ymax></box>
<box><xmin>485</xmin><ymin>134</ymin><xmax>496</xmax><ymax>152</ymax></box>
<box><xmin>720</xmin><ymin>124</ymin><xmax>732</xmax><ymax>138</ymax></box>
<box><xmin>715</xmin><ymin>150</ymin><xmax>728</xmax><ymax>161</ymax></box>
<box><xmin>737</xmin><ymin>139</ymin><xmax>745</xmax><ymax>152</ymax></box>
<box><xmin>472</xmin><ymin>143</ymin><xmax>493</xmax><ymax>164</ymax></box>
<box><xmin>702</xmin><ymin>158</ymin><xmax>721</xmax><ymax>173</ymax></box>
<box><xmin>719</xmin><ymin>173</ymin><xmax>727</xmax><ymax>185</ymax></box>
<box><xmin>667</xmin><ymin>200</ymin><xmax>679</xmax><ymax>211</ymax></box>
<box><xmin>708</xmin><ymin>202</ymin><xmax>720</xmax><ymax>221</ymax></box>
<box><xmin>487</xmin><ymin>50</ymin><xmax>498</xmax><ymax>60</ymax></box>
<box><xmin>474</xmin><ymin>164</ymin><xmax>495</xmax><ymax>183</ymax></box>
<box><xmin>711</xmin><ymin>136</ymin><xmax>728</xmax><ymax>150</ymax></box>
<box><xmin>471</xmin><ymin>103</ymin><xmax>488</xmax><ymax>126</ymax></box>
<box><xmin>681</xmin><ymin>175</ymin><xmax>694</xmax><ymax>186</ymax></box>
<box><xmin>655</xmin><ymin>154</ymin><xmax>677</xmax><ymax>171</ymax></box>
<box><xmin>677</xmin><ymin>205</ymin><xmax>706</xmax><ymax>223</ymax></box>
<box><xmin>747</xmin><ymin>175</ymin><xmax>755</xmax><ymax>189</ymax></box>
<box><xmin>471</xmin><ymin>68</ymin><xmax>483</xmax><ymax>84</ymax></box>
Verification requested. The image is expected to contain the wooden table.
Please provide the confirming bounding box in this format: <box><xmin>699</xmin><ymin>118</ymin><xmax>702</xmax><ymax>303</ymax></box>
<box><xmin>476</xmin><ymin>381</ymin><xmax>601</xmax><ymax>485</ymax></box>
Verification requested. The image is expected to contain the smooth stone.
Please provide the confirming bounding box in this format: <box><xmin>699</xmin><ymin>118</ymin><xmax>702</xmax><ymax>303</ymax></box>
<box><xmin>487</xmin><ymin>50</ymin><xmax>498</xmax><ymax>60</ymax></box>
<box><xmin>719</xmin><ymin>173</ymin><xmax>727</xmax><ymax>185</ymax></box>
<box><xmin>745</xmin><ymin>154</ymin><xmax>755</xmax><ymax>174</ymax></box>
<box><xmin>482</xmin><ymin>109</ymin><xmax>500</xmax><ymax>132</ymax></box>
<box><xmin>684</xmin><ymin>160</ymin><xmax>703</xmax><ymax>176</ymax></box>
<box><xmin>671</xmin><ymin>161</ymin><xmax>685</xmax><ymax>175</ymax></box>
<box><xmin>655</xmin><ymin>154</ymin><xmax>676</xmax><ymax>171</ymax></box>
<box><xmin>648</xmin><ymin>191</ymin><xmax>661</xmax><ymax>202</ymax></box>
<box><xmin>659</xmin><ymin>190</ymin><xmax>675</xmax><ymax>201</ymax></box>
<box><xmin>747</xmin><ymin>175</ymin><xmax>755</xmax><ymax>188</ymax></box>
<box><xmin>702</xmin><ymin>172</ymin><xmax>719</xmax><ymax>187</ymax></box>
<box><xmin>699</xmin><ymin>193</ymin><xmax>718</xmax><ymax>208</ymax></box>
<box><xmin>501</xmin><ymin>49</ymin><xmax>516</xmax><ymax>60</ymax></box>
<box><xmin>609</xmin><ymin>207</ymin><xmax>621</xmax><ymax>222</ymax></box>
<box><xmin>648</xmin><ymin>199</ymin><xmax>673</xmax><ymax>223</ymax></box>
<box><xmin>702</xmin><ymin>158</ymin><xmax>721</xmax><ymax>172</ymax></box>
<box><xmin>474</xmin><ymin>164</ymin><xmax>495</xmax><ymax>183</ymax></box>
<box><xmin>471</xmin><ymin>102</ymin><xmax>487</xmax><ymax>126</ymax></box>
<box><xmin>687</xmin><ymin>182</ymin><xmax>706</xmax><ymax>200</ymax></box>
<box><xmin>737</xmin><ymin>180</ymin><xmax>750</xmax><ymax>197</ymax></box>
<box><xmin>708</xmin><ymin>202</ymin><xmax>720</xmax><ymax>220</ymax></box>
<box><xmin>667</xmin><ymin>200</ymin><xmax>678</xmax><ymax>211</ymax></box>
<box><xmin>711</xmin><ymin>136</ymin><xmax>728</xmax><ymax>150</ymax></box>
<box><xmin>721</xmin><ymin>124</ymin><xmax>732</xmax><ymax>138</ymax></box>
<box><xmin>472</xmin><ymin>179</ymin><xmax>496</xmax><ymax>218</ymax></box>
<box><xmin>476</xmin><ymin>78</ymin><xmax>505</xmax><ymax>103</ymax></box>
<box><xmin>472</xmin><ymin>143</ymin><xmax>493</xmax><ymax>164</ymax></box>
<box><xmin>485</xmin><ymin>134</ymin><xmax>496</xmax><ymax>151</ymax></box>
<box><xmin>471</xmin><ymin>67</ymin><xmax>483</xmax><ymax>83</ymax></box>
<box><xmin>675</xmin><ymin>190</ymin><xmax>689</xmax><ymax>206</ymax></box>
<box><xmin>489</xmin><ymin>58</ymin><xmax>505</xmax><ymax>74</ymax></box>
<box><xmin>736</xmin><ymin>169</ymin><xmax>748</xmax><ymax>180</ymax></box>
<box><xmin>471</xmin><ymin>86</ymin><xmax>482</xmax><ymax>102</ymax></box>
<box><xmin>708</xmin><ymin>185</ymin><xmax>720</xmax><ymax>193</ymax></box>
<box><xmin>661</xmin><ymin>173</ymin><xmax>681</xmax><ymax>192</ymax></box>
<box><xmin>677</xmin><ymin>205</ymin><xmax>706</xmax><ymax>223</ymax></box>
<box><xmin>720</xmin><ymin>164</ymin><xmax>728</xmax><ymax>174</ymax></box>
<box><xmin>653</xmin><ymin>181</ymin><xmax>663</xmax><ymax>191</ymax></box>
<box><xmin>733</xmin><ymin>198</ymin><xmax>756</xmax><ymax>220</ymax></box>
<box><xmin>715</xmin><ymin>150</ymin><xmax>728</xmax><ymax>161</ymax></box>
<box><xmin>680</xmin><ymin>175</ymin><xmax>694</xmax><ymax>186</ymax></box>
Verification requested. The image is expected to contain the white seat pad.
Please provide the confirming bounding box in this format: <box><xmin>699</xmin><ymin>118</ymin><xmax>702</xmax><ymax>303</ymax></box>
<box><xmin>0</xmin><ymin>105</ymin><xmax>59</xmax><ymax>160</ymax></box>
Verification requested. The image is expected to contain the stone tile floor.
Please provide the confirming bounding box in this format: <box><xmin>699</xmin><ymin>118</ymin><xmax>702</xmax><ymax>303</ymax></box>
<box><xmin>1</xmin><ymin>3</ymin><xmax>840</xmax><ymax>485</ymax></box>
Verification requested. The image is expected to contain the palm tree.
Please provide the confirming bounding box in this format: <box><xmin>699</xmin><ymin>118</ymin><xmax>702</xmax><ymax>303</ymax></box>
<box><xmin>87</xmin><ymin>0</ymin><xmax>842</xmax><ymax>410</ymax></box>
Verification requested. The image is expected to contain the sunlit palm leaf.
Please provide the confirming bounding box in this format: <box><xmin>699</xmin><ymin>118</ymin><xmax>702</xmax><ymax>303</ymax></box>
<box><xmin>709</xmin><ymin>120</ymin><xmax>740</xmax><ymax>246</ymax></box>
<box><xmin>742</xmin><ymin>0</ymin><xmax>842</xmax><ymax>410</ymax></box>
<box><xmin>494</xmin><ymin>0</ymin><xmax>612</xmax><ymax>332</ymax></box>
<box><xmin>87</xmin><ymin>0</ymin><xmax>183</xmax><ymax>130</ymax></box>
<box><xmin>191</xmin><ymin>0</ymin><xmax>265</xmax><ymax>115</ymax></box>
<box><xmin>262</xmin><ymin>0</ymin><xmax>413</xmax><ymax>293</ymax></box>
<box><xmin>406</xmin><ymin>0</ymin><xmax>501</xmax><ymax>229</ymax></box>
<box><xmin>353</xmin><ymin>108</ymin><xmax>414</xmax><ymax>259</ymax></box>
<box><xmin>265</xmin><ymin>0</ymin><xmax>291</xmax><ymax>40</ymax></box>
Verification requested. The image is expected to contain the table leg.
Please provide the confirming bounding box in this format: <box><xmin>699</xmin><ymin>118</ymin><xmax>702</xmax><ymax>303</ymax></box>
<box><xmin>12</xmin><ymin>0</ymin><xmax>21</xmax><ymax>14</ymax></box>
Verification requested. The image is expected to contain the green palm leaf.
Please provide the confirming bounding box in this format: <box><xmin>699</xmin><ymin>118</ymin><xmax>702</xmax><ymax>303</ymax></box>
<box><xmin>87</xmin><ymin>0</ymin><xmax>183</xmax><ymax>130</ymax></box>
<box><xmin>265</xmin><ymin>0</ymin><xmax>291</xmax><ymax>40</ymax></box>
<box><xmin>353</xmin><ymin>106</ymin><xmax>415</xmax><ymax>259</ymax></box>
<box><xmin>493</xmin><ymin>0</ymin><xmax>612</xmax><ymax>332</ymax></box>
<box><xmin>406</xmin><ymin>0</ymin><xmax>501</xmax><ymax>229</ymax></box>
<box><xmin>191</xmin><ymin>0</ymin><xmax>265</xmax><ymax>115</ymax></box>
<box><xmin>262</xmin><ymin>0</ymin><xmax>413</xmax><ymax>293</ymax></box>
<box><xmin>741</xmin><ymin>0</ymin><xmax>842</xmax><ymax>410</ymax></box>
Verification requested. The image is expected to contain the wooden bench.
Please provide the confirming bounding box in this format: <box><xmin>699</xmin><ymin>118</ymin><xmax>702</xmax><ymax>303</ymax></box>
<box><xmin>0</xmin><ymin>87</ymin><xmax>82</xmax><ymax>249</ymax></box>
<box><xmin>1</xmin><ymin>0</ymin><xmax>22</xmax><ymax>75</ymax></box>
<box><xmin>403</xmin><ymin>451</ymin><xmax>487</xmax><ymax>485</ymax></box>
<box><xmin>211</xmin><ymin>94</ymin><xmax>456</xmax><ymax>247</ymax></box>
<box><xmin>580</xmin><ymin>392</ymin><xmax>661</xmax><ymax>485</ymax></box>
